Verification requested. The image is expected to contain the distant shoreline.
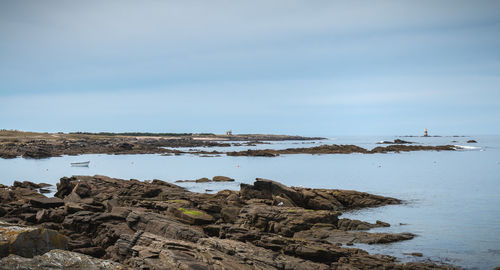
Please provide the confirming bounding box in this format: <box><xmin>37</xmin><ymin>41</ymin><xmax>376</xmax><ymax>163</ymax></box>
<box><xmin>0</xmin><ymin>130</ymin><xmax>324</xmax><ymax>159</ymax></box>
<box><xmin>0</xmin><ymin>130</ymin><xmax>462</xmax><ymax>159</ymax></box>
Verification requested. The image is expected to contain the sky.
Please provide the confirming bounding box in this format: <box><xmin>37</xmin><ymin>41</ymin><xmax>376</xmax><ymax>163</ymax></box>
<box><xmin>1</xmin><ymin>0</ymin><xmax>500</xmax><ymax>136</ymax></box>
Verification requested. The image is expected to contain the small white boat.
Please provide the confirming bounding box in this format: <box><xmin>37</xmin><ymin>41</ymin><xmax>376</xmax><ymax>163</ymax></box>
<box><xmin>71</xmin><ymin>161</ymin><xmax>90</xmax><ymax>167</ymax></box>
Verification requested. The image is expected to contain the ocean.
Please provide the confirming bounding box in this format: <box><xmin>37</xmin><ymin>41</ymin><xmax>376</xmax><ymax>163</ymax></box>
<box><xmin>1</xmin><ymin>135</ymin><xmax>499</xmax><ymax>269</ymax></box>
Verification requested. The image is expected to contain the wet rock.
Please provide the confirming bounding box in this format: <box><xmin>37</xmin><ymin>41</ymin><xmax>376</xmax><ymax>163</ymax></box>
<box><xmin>337</xmin><ymin>218</ymin><xmax>390</xmax><ymax>231</ymax></box>
<box><xmin>227</xmin><ymin>149</ymin><xmax>280</xmax><ymax>157</ymax></box>
<box><xmin>370</xmin><ymin>144</ymin><xmax>455</xmax><ymax>153</ymax></box>
<box><xmin>212</xmin><ymin>176</ymin><xmax>235</xmax><ymax>182</ymax></box>
<box><xmin>0</xmin><ymin>249</ymin><xmax>127</xmax><ymax>270</ymax></box>
<box><xmin>404</xmin><ymin>252</ymin><xmax>423</xmax><ymax>257</ymax></box>
<box><xmin>295</xmin><ymin>227</ymin><xmax>415</xmax><ymax>245</ymax></box>
<box><xmin>13</xmin><ymin>181</ymin><xmax>40</xmax><ymax>190</ymax></box>
<box><xmin>196</xmin><ymin>177</ymin><xmax>211</xmax><ymax>183</ymax></box>
<box><xmin>0</xmin><ymin>221</ymin><xmax>68</xmax><ymax>258</ymax></box>
<box><xmin>467</xmin><ymin>140</ymin><xmax>477</xmax><ymax>143</ymax></box>
<box><xmin>377</xmin><ymin>139</ymin><xmax>414</xmax><ymax>144</ymax></box>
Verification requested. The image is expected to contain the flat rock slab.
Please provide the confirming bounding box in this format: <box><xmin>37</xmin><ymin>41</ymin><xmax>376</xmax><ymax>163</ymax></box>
<box><xmin>29</xmin><ymin>197</ymin><xmax>64</xmax><ymax>208</ymax></box>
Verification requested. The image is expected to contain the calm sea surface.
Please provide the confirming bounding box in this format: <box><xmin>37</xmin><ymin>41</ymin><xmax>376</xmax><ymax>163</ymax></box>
<box><xmin>1</xmin><ymin>135</ymin><xmax>499</xmax><ymax>269</ymax></box>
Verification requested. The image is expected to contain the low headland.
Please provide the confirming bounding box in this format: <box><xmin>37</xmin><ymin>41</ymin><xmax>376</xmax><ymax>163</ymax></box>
<box><xmin>0</xmin><ymin>130</ymin><xmax>457</xmax><ymax>159</ymax></box>
<box><xmin>0</xmin><ymin>175</ymin><xmax>459</xmax><ymax>269</ymax></box>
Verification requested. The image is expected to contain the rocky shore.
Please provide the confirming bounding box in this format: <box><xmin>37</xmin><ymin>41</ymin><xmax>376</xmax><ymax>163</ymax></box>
<box><xmin>0</xmin><ymin>175</ymin><xmax>458</xmax><ymax>269</ymax></box>
<box><xmin>226</xmin><ymin>144</ymin><xmax>456</xmax><ymax>157</ymax></box>
<box><xmin>0</xmin><ymin>131</ymin><xmax>322</xmax><ymax>159</ymax></box>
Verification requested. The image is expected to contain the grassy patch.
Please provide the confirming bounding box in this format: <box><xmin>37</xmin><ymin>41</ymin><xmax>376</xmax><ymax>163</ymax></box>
<box><xmin>178</xmin><ymin>207</ymin><xmax>202</xmax><ymax>216</ymax></box>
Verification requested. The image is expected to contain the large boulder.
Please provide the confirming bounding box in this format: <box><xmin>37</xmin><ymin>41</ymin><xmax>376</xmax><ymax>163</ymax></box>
<box><xmin>0</xmin><ymin>221</ymin><xmax>68</xmax><ymax>258</ymax></box>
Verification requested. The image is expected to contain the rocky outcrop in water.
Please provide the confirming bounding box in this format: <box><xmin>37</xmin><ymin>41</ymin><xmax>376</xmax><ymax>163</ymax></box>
<box><xmin>0</xmin><ymin>131</ymin><xmax>323</xmax><ymax>159</ymax></box>
<box><xmin>226</xmin><ymin>144</ymin><xmax>455</xmax><ymax>157</ymax></box>
<box><xmin>0</xmin><ymin>175</ymin><xmax>459</xmax><ymax>269</ymax></box>
<box><xmin>377</xmin><ymin>139</ymin><xmax>414</xmax><ymax>144</ymax></box>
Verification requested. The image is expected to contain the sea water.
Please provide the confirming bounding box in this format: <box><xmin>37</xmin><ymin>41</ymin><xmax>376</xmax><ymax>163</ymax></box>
<box><xmin>0</xmin><ymin>135</ymin><xmax>499</xmax><ymax>269</ymax></box>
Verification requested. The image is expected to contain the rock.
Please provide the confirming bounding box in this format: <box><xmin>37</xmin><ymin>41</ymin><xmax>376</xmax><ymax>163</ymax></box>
<box><xmin>404</xmin><ymin>252</ymin><xmax>423</xmax><ymax>257</ymax></box>
<box><xmin>467</xmin><ymin>140</ymin><xmax>477</xmax><ymax>143</ymax></box>
<box><xmin>240</xmin><ymin>178</ymin><xmax>400</xmax><ymax>211</ymax></box>
<box><xmin>118</xmin><ymin>142</ymin><xmax>133</xmax><ymax>150</ymax></box>
<box><xmin>220</xmin><ymin>206</ymin><xmax>241</xmax><ymax>223</ymax></box>
<box><xmin>111</xmin><ymin>231</ymin><xmax>329</xmax><ymax>270</ymax></box>
<box><xmin>126</xmin><ymin>211</ymin><xmax>205</xmax><ymax>243</ymax></box>
<box><xmin>295</xmin><ymin>228</ymin><xmax>415</xmax><ymax>245</ymax></box>
<box><xmin>29</xmin><ymin>197</ymin><xmax>64</xmax><ymax>208</ymax></box>
<box><xmin>370</xmin><ymin>144</ymin><xmax>455</xmax><ymax>153</ymax></box>
<box><xmin>0</xmin><ymin>221</ymin><xmax>68</xmax><ymax>258</ymax></box>
<box><xmin>38</xmin><ymin>188</ymin><xmax>51</xmax><ymax>194</ymax></box>
<box><xmin>72</xmin><ymin>246</ymin><xmax>106</xmax><ymax>258</ymax></box>
<box><xmin>64</xmin><ymin>203</ymin><xmax>85</xmax><ymax>214</ymax></box>
<box><xmin>35</xmin><ymin>209</ymin><xmax>49</xmax><ymax>223</ymax></box>
<box><xmin>0</xmin><ymin>175</ymin><xmax>459</xmax><ymax>269</ymax></box>
<box><xmin>0</xmin><ymin>249</ymin><xmax>127</xmax><ymax>270</ymax></box>
<box><xmin>227</xmin><ymin>149</ymin><xmax>279</xmax><ymax>157</ymax></box>
<box><xmin>212</xmin><ymin>176</ymin><xmax>235</xmax><ymax>182</ymax></box>
<box><xmin>73</xmin><ymin>183</ymin><xmax>91</xmax><ymax>198</ymax></box>
<box><xmin>234</xmin><ymin>205</ymin><xmax>339</xmax><ymax>237</ymax></box>
<box><xmin>167</xmin><ymin>206</ymin><xmax>214</xmax><ymax>225</ymax></box>
<box><xmin>337</xmin><ymin>218</ymin><xmax>390</xmax><ymax>231</ymax></box>
<box><xmin>55</xmin><ymin>177</ymin><xmax>76</xmax><ymax>198</ymax></box>
<box><xmin>21</xmin><ymin>147</ymin><xmax>53</xmax><ymax>159</ymax></box>
<box><xmin>141</xmin><ymin>187</ymin><xmax>161</xmax><ymax>198</ymax></box>
<box><xmin>377</xmin><ymin>139</ymin><xmax>413</xmax><ymax>144</ymax></box>
<box><xmin>13</xmin><ymin>181</ymin><xmax>40</xmax><ymax>190</ymax></box>
<box><xmin>241</xmin><ymin>178</ymin><xmax>303</xmax><ymax>204</ymax></box>
<box><xmin>195</xmin><ymin>177</ymin><xmax>211</xmax><ymax>183</ymax></box>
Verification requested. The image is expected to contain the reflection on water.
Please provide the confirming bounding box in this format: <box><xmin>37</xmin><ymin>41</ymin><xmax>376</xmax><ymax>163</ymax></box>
<box><xmin>0</xmin><ymin>135</ymin><xmax>499</xmax><ymax>269</ymax></box>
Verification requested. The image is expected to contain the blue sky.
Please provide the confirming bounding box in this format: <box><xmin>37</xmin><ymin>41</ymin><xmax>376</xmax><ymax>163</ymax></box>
<box><xmin>1</xmin><ymin>0</ymin><xmax>499</xmax><ymax>136</ymax></box>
